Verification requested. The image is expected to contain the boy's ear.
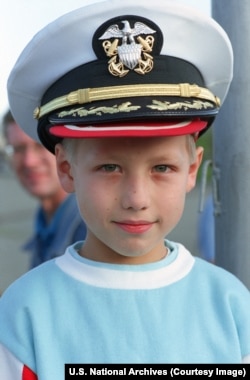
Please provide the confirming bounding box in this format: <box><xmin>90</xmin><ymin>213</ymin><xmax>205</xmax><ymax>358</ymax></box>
<box><xmin>55</xmin><ymin>144</ymin><xmax>75</xmax><ymax>193</ymax></box>
<box><xmin>186</xmin><ymin>146</ymin><xmax>204</xmax><ymax>193</ymax></box>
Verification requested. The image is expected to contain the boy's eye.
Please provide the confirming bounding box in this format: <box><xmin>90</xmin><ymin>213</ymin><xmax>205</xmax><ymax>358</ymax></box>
<box><xmin>101</xmin><ymin>164</ymin><xmax>119</xmax><ymax>172</ymax></box>
<box><xmin>154</xmin><ymin>165</ymin><xmax>169</xmax><ymax>173</ymax></box>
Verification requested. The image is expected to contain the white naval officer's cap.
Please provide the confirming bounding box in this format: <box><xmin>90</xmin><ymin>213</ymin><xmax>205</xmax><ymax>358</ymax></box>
<box><xmin>7</xmin><ymin>0</ymin><xmax>233</xmax><ymax>153</ymax></box>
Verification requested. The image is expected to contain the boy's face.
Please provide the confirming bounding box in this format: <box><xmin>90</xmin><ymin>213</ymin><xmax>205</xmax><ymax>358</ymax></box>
<box><xmin>56</xmin><ymin>135</ymin><xmax>203</xmax><ymax>264</ymax></box>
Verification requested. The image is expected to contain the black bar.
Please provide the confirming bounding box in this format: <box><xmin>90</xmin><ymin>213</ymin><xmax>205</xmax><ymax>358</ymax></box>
<box><xmin>65</xmin><ymin>364</ymin><xmax>249</xmax><ymax>378</ymax></box>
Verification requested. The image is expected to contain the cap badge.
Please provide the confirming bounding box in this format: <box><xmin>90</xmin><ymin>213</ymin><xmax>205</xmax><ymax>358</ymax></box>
<box><xmin>94</xmin><ymin>16</ymin><xmax>163</xmax><ymax>77</ymax></box>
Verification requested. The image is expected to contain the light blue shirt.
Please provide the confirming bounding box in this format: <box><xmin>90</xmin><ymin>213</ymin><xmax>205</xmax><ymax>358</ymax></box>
<box><xmin>0</xmin><ymin>240</ymin><xmax>250</xmax><ymax>379</ymax></box>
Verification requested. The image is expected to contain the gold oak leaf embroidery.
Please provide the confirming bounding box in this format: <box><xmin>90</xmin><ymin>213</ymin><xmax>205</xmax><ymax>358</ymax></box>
<box><xmin>147</xmin><ymin>100</ymin><xmax>214</xmax><ymax>111</ymax></box>
<box><xmin>58</xmin><ymin>102</ymin><xmax>141</xmax><ymax>118</ymax></box>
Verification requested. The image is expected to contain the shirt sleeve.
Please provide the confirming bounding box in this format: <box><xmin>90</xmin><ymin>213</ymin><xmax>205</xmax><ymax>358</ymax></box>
<box><xmin>0</xmin><ymin>343</ymin><xmax>37</xmax><ymax>380</ymax></box>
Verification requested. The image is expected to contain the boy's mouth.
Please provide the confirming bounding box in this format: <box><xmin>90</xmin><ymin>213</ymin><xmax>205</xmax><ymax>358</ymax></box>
<box><xmin>114</xmin><ymin>221</ymin><xmax>154</xmax><ymax>234</ymax></box>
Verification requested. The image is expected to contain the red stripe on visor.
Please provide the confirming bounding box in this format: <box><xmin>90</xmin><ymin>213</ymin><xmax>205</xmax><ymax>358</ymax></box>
<box><xmin>49</xmin><ymin>119</ymin><xmax>208</xmax><ymax>138</ymax></box>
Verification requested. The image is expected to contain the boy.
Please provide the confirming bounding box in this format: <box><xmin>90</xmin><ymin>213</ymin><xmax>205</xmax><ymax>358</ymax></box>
<box><xmin>0</xmin><ymin>0</ymin><xmax>250</xmax><ymax>378</ymax></box>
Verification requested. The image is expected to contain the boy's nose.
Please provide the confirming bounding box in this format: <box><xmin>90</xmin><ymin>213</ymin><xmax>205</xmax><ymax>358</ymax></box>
<box><xmin>121</xmin><ymin>177</ymin><xmax>150</xmax><ymax>211</ymax></box>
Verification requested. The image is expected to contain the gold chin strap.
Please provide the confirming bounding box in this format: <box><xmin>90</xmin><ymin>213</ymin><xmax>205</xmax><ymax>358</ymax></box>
<box><xmin>33</xmin><ymin>83</ymin><xmax>220</xmax><ymax>120</ymax></box>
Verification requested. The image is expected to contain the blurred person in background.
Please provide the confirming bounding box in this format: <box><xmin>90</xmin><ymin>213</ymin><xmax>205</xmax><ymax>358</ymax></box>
<box><xmin>2</xmin><ymin>109</ymin><xmax>87</xmax><ymax>268</ymax></box>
